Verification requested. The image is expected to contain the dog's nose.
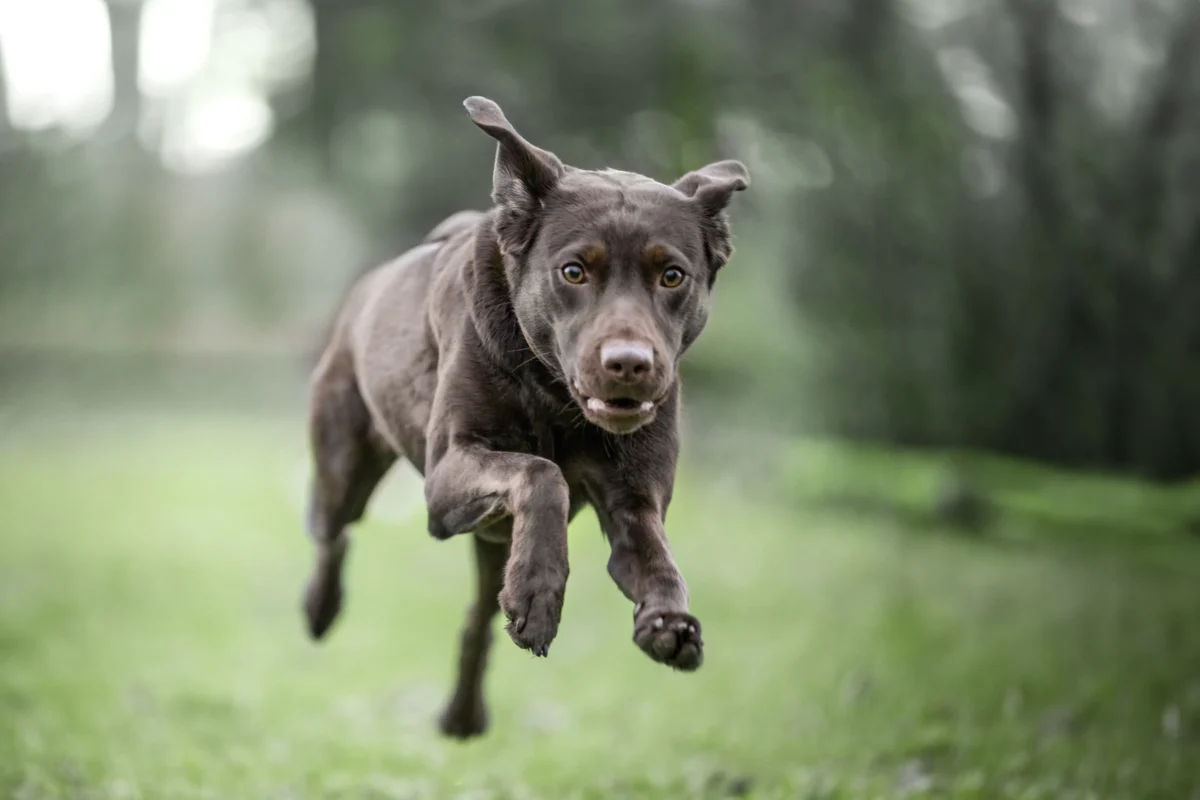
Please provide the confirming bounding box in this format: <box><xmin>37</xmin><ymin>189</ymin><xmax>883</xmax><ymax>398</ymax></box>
<box><xmin>600</xmin><ymin>340</ymin><xmax>654</xmax><ymax>381</ymax></box>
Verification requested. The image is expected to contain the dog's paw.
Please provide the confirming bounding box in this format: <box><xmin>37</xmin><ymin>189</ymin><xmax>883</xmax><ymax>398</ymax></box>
<box><xmin>438</xmin><ymin>697</ymin><xmax>489</xmax><ymax>740</ymax></box>
<box><xmin>633</xmin><ymin>606</ymin><xmax>703</xmax><ymax>671</ymax></box>
<box><xmin>303</xmin><ymin>573</ymin><xmax>342</xmax><ymax>640</ymax></box>
<box><xmin>500</xmin><ymin>574</ymin><xmax>564</xmax><ymax>657</ymax></box>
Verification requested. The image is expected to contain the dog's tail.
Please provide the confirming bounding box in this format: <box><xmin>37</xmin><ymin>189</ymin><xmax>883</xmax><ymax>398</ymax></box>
<box><xmin>423</xmin><ymin>209</ymin><xmax>487</xmax><ymax>245</ymax></box>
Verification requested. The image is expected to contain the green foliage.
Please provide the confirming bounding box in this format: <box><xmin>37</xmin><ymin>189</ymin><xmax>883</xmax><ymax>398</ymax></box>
<box><xmin>778</xmin><ymin>3</ymin><xmax>1200</xmax><ymax>478</ymax></box>
<box><xmin>4</xmin><ymin>0</ymin><xmax>1200</xmax><ymax>478</ymax></box>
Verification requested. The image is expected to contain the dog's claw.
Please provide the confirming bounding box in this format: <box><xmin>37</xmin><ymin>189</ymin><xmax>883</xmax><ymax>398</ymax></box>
<box><xmin>499</xmin><ymin>577</ymin><xmax>563</xmax><ymax>657</ymax></box>
<box><xmin>653</xmin><ymin>617</ymin><xmax>664</xmax><ymax>630</ymax></box>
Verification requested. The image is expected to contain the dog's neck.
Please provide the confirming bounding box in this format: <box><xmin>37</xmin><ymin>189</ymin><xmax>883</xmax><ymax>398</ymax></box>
<box><xmin>466</xmin><ymin>213</ymin><xmax>572</xmax><ymax>415</ymax></box>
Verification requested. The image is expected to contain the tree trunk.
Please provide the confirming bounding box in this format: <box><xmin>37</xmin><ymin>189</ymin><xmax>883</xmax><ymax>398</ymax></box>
<box><xmin>0</xmin><ymin>33</ymin><xmax>9</xmax><ymax>136</ymax></box>
<box><xmin>105</xmin><ymin>0</ymin><xmax>142</xmax><ymax>139</ymax></box>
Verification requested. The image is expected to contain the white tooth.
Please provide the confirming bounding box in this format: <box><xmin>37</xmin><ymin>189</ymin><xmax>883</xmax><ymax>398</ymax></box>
<box><xmin>639</xmin><ymin>401</ymin><xmax>653</xmax><ymax>412</ymax></box>
<box><xmin>587</xmin><ymin>397</ymin><xmax>606</xmax><ymax>413</ymax></box>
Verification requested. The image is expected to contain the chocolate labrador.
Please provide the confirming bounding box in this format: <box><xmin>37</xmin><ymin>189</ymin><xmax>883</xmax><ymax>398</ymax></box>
<box><xmin>302</xmin><ymin>96</ymin><xmax>749</xmax><ymax>738</ymax></box>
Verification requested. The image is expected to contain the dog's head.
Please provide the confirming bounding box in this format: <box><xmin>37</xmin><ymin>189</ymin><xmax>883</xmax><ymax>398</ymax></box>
<box><xmin>464</xmin><ymin>96</ymin><xmax>749</xmax><ymax>435</ymax></box>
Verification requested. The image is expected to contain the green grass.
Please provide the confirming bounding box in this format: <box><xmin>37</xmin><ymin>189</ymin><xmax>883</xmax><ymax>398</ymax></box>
<box><xmin>1</xmin><ymin>411</ymin><xmax>1199</xmax><ymax>799</ymax></box>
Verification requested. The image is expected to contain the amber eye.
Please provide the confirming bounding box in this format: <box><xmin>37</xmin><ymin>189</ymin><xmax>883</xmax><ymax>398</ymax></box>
<box><xmin>562</xmin><ymin>263</ymin><xmax>586</xmax><ymax>284</ymax></box>
<box><xmin>661</xmin><ymin>267</ymin><xmax>685</xmax><ymax>288</ymax></box>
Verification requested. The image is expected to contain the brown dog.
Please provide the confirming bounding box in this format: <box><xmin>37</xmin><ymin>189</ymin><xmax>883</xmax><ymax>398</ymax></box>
<box><xmin>302</xmin><ymin>96</ymin><xmax>749</xmax><ymax>738</ymax></box>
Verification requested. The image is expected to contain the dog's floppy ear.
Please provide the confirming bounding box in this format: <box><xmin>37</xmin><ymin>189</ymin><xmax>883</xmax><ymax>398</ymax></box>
<box><xmin>673</xmin><ymin>159</ymin><xmax>749</xmax><ymax>213</ymax></box>
<box><xmin>464</xmin><ymin>96</ymin><xmax>564</xmax><ymax>255</ymax></box>
<box><xmin>672</xmin><ymin>159</ymin><xmax>750</xmax><ymax>270</ymax></box>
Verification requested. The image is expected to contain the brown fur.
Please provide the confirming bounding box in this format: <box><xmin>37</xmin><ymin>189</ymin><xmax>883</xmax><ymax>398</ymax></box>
<box><xmin>302</xmin><ymin>96</ymin><xmax>749</xmax><ymax>739</ymax></box>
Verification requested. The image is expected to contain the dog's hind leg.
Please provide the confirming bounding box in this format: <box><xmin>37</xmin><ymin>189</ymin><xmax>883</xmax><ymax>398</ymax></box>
<box><xmin>438</xmin><ymin>530</ymin><xmax>509</xmax><ymax>739</ymax></box>
<box><xmin>303</xmin><ymin>347</ymin><xmax>396</xmax><ymax>640</ymax></box>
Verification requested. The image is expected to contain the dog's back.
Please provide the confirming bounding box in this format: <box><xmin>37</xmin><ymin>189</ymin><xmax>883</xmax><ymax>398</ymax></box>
<box><xmin>309</xmin><ymin>209</ymin><xmax>485</xmax><ymax>469</ymax></box>
<box><xmin>423</xmin><ymin>210</ymin><xmax>486</xmax><ymax>246</ymax></box>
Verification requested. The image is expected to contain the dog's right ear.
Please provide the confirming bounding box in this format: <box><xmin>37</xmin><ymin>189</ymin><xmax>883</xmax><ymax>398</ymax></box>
<box><xmin>464</xmin><ymin>96</ymin><xmax>564</xmax><ymax>255</ymax></box>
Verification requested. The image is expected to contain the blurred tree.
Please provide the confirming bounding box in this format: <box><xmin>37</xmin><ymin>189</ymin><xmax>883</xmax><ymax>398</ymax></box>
<box><xmin>788</xmin><ymin>0</ymin><xmax>1200</xmax><ymax>479</ymax></box>
<box><xmin>0</xmin><ymin>35</ymin><xmax>8</xmax><ymax>136</ymax></box>
<box><xmin>104</xmin><ymin>0</ymin><xmax>142</xmax><ymax>138</ymax></box>
<box><xmin>6</xmin><ymin>0</ymin><xmax>1200</xmax><ymax>480</ymax></box>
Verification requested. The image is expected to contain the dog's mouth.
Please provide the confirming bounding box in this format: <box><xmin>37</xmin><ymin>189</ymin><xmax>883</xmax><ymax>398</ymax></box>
<box><xmin>585</xmin><ymin>396</ymin><xmax>653</xmax><ymax>414</ymax></box>
<box><xmin>571</xmin><ymin>380</ymin><xmax>660</xmax><ymax>432</ymax></box>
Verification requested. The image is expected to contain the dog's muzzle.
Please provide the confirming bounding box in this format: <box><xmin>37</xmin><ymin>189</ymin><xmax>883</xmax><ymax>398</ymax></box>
<box><xmin>571</xmin><ymin>338</ymin><xmax>669</xmax><ymax>434</ymax></box>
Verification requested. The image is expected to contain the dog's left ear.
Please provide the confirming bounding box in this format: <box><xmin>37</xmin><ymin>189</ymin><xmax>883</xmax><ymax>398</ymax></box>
<box><xmin>464</xmin><ymin>96</ymin><xmax>564</xmax><ymax>255</ymax></box>
<box><xmin>673</xmin><ymin>160</ymin><xmax>750</xmax><ymax>270</ymax></box>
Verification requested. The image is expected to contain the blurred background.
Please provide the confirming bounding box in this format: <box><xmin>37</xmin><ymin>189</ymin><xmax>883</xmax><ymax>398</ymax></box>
<box><xmin>2</xmin><ymin>0</ymin><xmax>1200</xmax><ymax>797</ymax></box>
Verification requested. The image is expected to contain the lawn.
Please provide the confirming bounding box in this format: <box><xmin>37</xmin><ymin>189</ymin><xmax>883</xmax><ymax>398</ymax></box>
<box><xmin>1</xmin><ymin>409</ymin><xmax>1198</xmax><ymax>799</ymax></box>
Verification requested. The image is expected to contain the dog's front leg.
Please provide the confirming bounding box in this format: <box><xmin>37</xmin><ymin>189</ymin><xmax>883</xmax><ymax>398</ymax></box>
<box><xmin>596</xmin><ymin>498</ymin><xmax>703</xmax><ymax>672</ymax></box>
<box><xmin>425</xmin><ymin>446</ymin><xmax>570</xmax><ymax>657</ymax></box>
